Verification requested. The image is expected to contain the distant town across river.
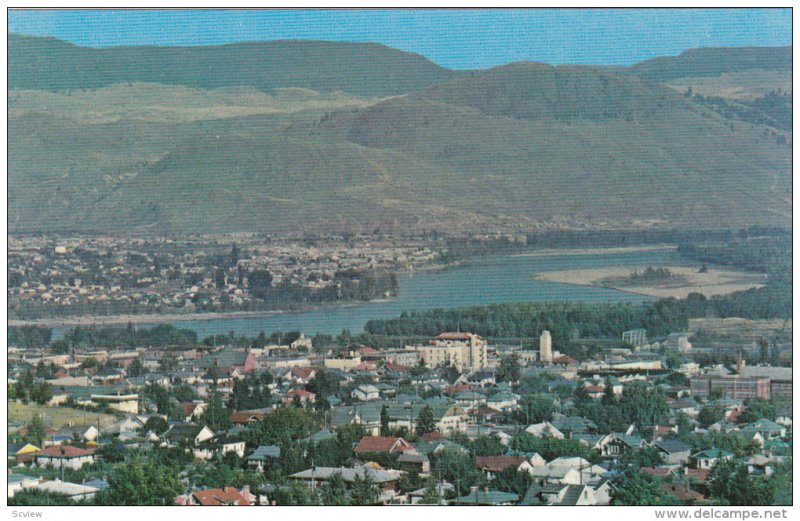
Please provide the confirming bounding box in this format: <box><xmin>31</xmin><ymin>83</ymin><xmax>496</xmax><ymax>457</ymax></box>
<box><xmin>48</xmin><ymin>247</ymin><xmax>689</xmax><ymax>339</ymax></box>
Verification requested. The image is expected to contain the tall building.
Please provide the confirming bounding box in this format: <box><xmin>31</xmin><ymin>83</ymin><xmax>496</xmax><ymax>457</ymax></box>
<box><xmin>539</xmin><ymin>330</ymin><xmax>553</xmax><ymax>363</ymax></box>
<box><xmin>689</xmin><ymin>375</ymin><xmax>770</xmax><ymax>400</ymax></box>
<box><xmin>410</xmin><ymin>332</ymin><xmax>488</xmax><ymax>372</ymax></box>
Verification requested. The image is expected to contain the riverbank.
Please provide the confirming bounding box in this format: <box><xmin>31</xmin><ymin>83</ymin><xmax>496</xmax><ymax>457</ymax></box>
<box><xmin>7</xmin><ymin>261</ymin><xmax>463</xmax><ymax>329</ymax></box>
<box><xmin>511</xmin><ymin>244</ymin><xmax>677</xmax><ymax>257</ymax></box>
<box><xmin>7</xmin><ymin>303</ymin><xmax>363</xmax><ymax>328</ymax></box>
<box><xmin>534</xmin><ymin>265</ymin><xmax>767</xmax><ymax>299</ymax></box>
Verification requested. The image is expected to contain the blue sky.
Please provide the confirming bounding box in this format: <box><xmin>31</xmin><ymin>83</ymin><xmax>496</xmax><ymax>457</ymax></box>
<box><xmin>7</xmin><ymin>9</ymin><xmax>792</xmax><ymax>69</ymax></box>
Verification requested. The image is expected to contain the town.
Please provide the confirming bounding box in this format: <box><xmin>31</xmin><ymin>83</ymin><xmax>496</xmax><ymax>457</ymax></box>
<box><xmin>8</xmin><ymin>314</ymin><xmax>792</xmax><ymax>505</ymax></box>
<box><xmin>8</xmin><ymin>235</ymin><xmax>443</xmax><ymax>320</ymax></box>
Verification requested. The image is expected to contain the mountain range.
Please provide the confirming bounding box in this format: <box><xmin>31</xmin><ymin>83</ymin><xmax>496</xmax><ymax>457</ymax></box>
<box><xmin>8</xmin><ymin>35</ymin><xmax>792</xmax><ymax>235</ymax></box>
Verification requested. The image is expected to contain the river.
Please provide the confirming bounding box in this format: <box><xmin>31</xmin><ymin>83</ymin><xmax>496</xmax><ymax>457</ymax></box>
<box><xmin>53</xmin><ymin>247</ymin><xmax>688</xmax><ymax>339</ymax></box>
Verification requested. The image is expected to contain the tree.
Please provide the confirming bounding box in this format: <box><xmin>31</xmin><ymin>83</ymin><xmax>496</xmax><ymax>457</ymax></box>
<box><xmin>515</xmin><ymin>394</ymin><xmax>554</xmax><ymax>425</ymax></box>
<box><xmin>602</xmin><ymin>377</ymin><xmax>617</xmax><ymax>406</ymax></box>
<box><xmin>100</xmin><ymin>460</ymin><xmax>183</xmax><ymax>506</ymax></box>
<box><xmin>30</xmin><ymin>381</ymin><xmax>53</xmax><ymax>405</ymax></box>
<box><xmin>229</xmin><ymin>244</ymin><xmax>239</xmax><ymax>267</ymax></box>
<box><xmin>418</xmin><ymin>478</ymin><xmax>443</xmax><ymax>505</ymax></box>
<box><xmin>350</xmin><ymin>471</ymin><xmax>381</xmax><ymax>505</ymax></box>
<box><xmin>441</xmin><ymin>363</ymin><xmax>461</xmax><ymax>384</ymax></box>
<box><xmin>740</xmin><ymin>398</ymin><xmax>777</xmax><ymax>424</ymax></box>
<box><xmin>430</xmin><ymin>448</ymin><xmax>483</xmax><ymax>498</ymax></box>
<box><xmin>144</xmin><ymin>416</ymin><xmax>169</xmax><ymax>435</ymax></box>
<box><xmin>770</xmin><ymin>341</ymin><xmax>781</xmax><ymax>366</ymax></box>
<box><xmin>380</xmin><ymin>404</ymin><xmax>390</xmax><ymax>435</ymax></box>
<box><xmin>80</xmin><ymin>357</ymin><xmax>101</xmax><ymax>371</ymax></box>
<box><xmin>248</xmin><ymin>270</ymin><xmax>273</xmax><ymax>299</ymax></box>
<box><xmin>497</xmin><ymin>354</ymin><xmax>521</xmax><ymax>383</ymax></box>
<box><xmin>698</xmin><ymin>406</ymin><xmax>724</xmax><ymax>428</ymax></box>
<box><xmin>215</xmin><ymin>268</ymin><xmax>227</xmax><ymax>290</ymax></box>
<box><xmin>611</xmin><ymin>469</ymin><xmax>678</xmax><ymax>505</ymax></box>
<box><xmin>9</xmin><ymin>490</ymin><xmax>83</xmax><ymax>506</ymax></box>
<box><xmin>494</xmin><ymin>467</ymin><xmax>533</xmax><ymax>497</ymax></box>
<box><xmin>95</xmin><ymin>443</ymin><xmax>126</xmax><ymax>463</ymax></box>
<box><xmin>202</xmin><ymin>383</ymin><xmax>232</xmax><ymax>431</ymax></box>
<box><xmin>26</xmin><ymin>414</ymin><xmax>47</xmax><ymax>447</ymax></box>
<box><xmin>416</xmin><ymin>405</ymin><xmax>436</xmax><ymax>436</ymax></box>
<box><xmin>127</xmin><ymin>358</ymin><xmax>145</xmax><ymax>377</ymax></box>
<box><xmin>757</xmin><ymin>338</ymin><xmax>769</xmax><ymax>364</ymax></box>
<box><xmin>319</xmin><ymin>472</ymin><xmax>350</xmax><ymax>505</ymax></box>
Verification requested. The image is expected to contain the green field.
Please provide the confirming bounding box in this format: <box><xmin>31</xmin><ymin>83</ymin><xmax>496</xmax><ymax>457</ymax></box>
<box><xmin>8</xmin><ymin>401</ymin><xmax>118</xmax><ymax>429</ymax></box>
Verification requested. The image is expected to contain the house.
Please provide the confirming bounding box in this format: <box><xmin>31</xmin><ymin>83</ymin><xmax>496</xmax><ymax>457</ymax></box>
<box><xmin>33</xmin><ymin>480</ymin><xmax>100</xmax><ymax>502</ymax></box>
<box><xmin>301</xmin><ymin>428</ymin><xmax>337</xmax><ymax>444</ymax></box>
<box><xmin>521</xmin><ymin>483</ymin><xmax>597</xmax><ymax>506</ymax></box>
<box><xmin>653</xmin><ymin>439</ymin><xmax>692</xmax><ymax>465</ymax></box>
<box><xmin>573</xmin><ymin>433</ymin><xmax>612</xmax><ymax>454</ymax></box>
<box><xmin>524</xmin><ymin>421</ymin><xmax>565</xmax><ymax>439</ymax></box>
<box><xmin>14</xmin><ymin>443</ymin><xmax>41</xmax><ymax>464</ymax></box>
<box><xmin>199</xmin><ymin>347</ymin><xmax>256</xmax><ymax>375</ymax></box>
<box><xmin>354</xmin><ymin>436</ymin><xmax>414</xmax><ymax>455</ymax></box>
<box><xmin>740</xmin><ymin>418</ymin><xmax>786</xmax><ymax>440</ymax></box>
<box><xmin>384</xmin><ymin>403</ymin><xmax>469</xmax><ymax>435</ymax></box>
<box><xmin>551</xmin><ymin>415</ymin><xmax>598</xmax><ymax>435</ymax></box>
<box><xmin>331</xmin><ymin>403</ymin><xmax>382</xmax><ymax>436</ymax></box>
<box><xmin>54</xmin><ymin>424</ymin><xmax>100</xmax><ymax>444</ymax></box>
<box><xmin>595</xmin><ymin>432</ymin><xmax>646</xmax><ymax>456</ymax></box>
<box><xmin>229</xmin><ymin>410</ymin><xmax>268</xmax><ymax>425</ymax></box>
<box><xmin>413</xmin><ymin>439</ymin><xmax>468</xmax><ymax>457</ymax></box>
<box><xmin>660</xmin><ymin>483</ymin><xmax>704</xmax><ymax>504</ymax></box>
<box><xmin>34</xmin><ymin>445</ymin><xmax>95</xmax><ymax>470</ymax></box>
<box><xmin>163</xmin><ymin>423</ymin><xmax>215</xmax><ymax>447</ymax></box>
<box><xmin>247</xmin><ymin>445</ymin><xmax>281</xmax><ymax>471</ymax></box>
<box><xmin>8</xmin><ymin>474</ymin><xmax>38</xmax><ymax>498</ymax></box>
<box><xmin>544</xmin><ymin>457</ymin><xmax>606</xmax><ymax>483</ymax></box>
<box><xmin>105</xmin><ymin>415</ymin><xmax>147</xmax><ymax>440</ymax></box>
<box><xmin>408</xmin><ymin>482</ymin><xmax>454</xmax><ymax>505</ymax></box>
<box><xmin>486</xmin><ymin>391</ymin><xmax>520</xmax><ymax>411</ymax></box>
<box><xmin>476</xmin><ymin>455</ymin><xmax>526</xmax><ymax>478</ymax></box>
<box><xmin>179</xmin><ymin>402</ymin><xmax>207</xmax><ymax>422</ymax></box>
<box><xmin>586</xmin><ymin>476</ymin><xmax>613</xmax><ymax>506</ymax></box>
<box><xmin>450</xmin><ymin>488</ymin><xmax>519</xmax><ymax>505</ymax></box>
<box><xmin>281</xmin><ymin>389</ymin><xmax>316</xmax><ymax>405</ymax></box>
<box><xmin>397</xmin><ymin>452</ymin><xmax>431</xmax><ymax>474</ymax></box>
<box><xmin>527</xmin><ymin>465</ymin><xmax>582</xmax><ymax>485</ymax></box>
<box><xmin>746</xmin><ymin>454</ymin><xmax>784</xmax><ymax>476</ymax></box>
<box><xmin>193</xmin><ymin>436</ymin><xmax>246</xmax><ymax>460</ymax></box>
<box><xmin>351</xmin><ymin>384</ymin><xmax>381</xmax><ymax>402</ymax></box>
<box><xmin>468</xmin><ymin>405</ymin><xmax>502</xmax><ymax>423</ymax></box>
<box><xmin>691</xmin><ymin>448</ymin><xmax>734</xmax><ymax>469</ymax></box>
<box><xmin>180</xmin><ymin>486</ymin><xmax>256</xmax><ymax>506</ymax></box>
<box><xmin>287</xmin><ymin>367</ymin><xmax>317</xmax><ymax>384</ymax></box>
<box><xmin>290</xmin><ymin>466</ymin><xmax>404</xmax><ymax>503</ymax></box>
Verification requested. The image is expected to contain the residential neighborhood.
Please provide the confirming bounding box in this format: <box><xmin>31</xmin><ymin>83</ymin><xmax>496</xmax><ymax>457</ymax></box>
<box><xmin>8</xmin><ymin>324</ymin><xmax>792</xmax><ymax>506</ymax></box>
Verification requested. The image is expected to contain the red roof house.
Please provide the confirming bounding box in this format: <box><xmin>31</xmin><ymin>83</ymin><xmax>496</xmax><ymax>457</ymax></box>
<box><xmin>354</xmin><ymin>436</ymin><xmax>415</xmax><ymax>454</ymax></box>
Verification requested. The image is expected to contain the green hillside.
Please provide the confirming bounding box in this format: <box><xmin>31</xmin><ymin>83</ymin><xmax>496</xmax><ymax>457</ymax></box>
<box><xmin>628</xmin><ymin>46</ymin><xmax>792</xmax><ymax>82</ymax></box>
<box><xmin>8</xmin><ymin>34</ymin><xmax>457</xmax><ymax>96</ymax></box>
<box><xmin>7</xmin><ymin>37</ymin><xmax>792</xmax><ymax>235</ymax></box>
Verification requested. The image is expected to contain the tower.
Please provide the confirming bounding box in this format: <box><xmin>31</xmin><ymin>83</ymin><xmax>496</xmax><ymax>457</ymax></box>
<box><xmin>539</xmin><ymin>330</ymin><xmax>553</xmax><ymax>363</ymax></box>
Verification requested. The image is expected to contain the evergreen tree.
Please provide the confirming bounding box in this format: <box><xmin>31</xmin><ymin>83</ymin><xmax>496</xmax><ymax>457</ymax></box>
<box><xmin>416</xmin><ymin>405</ymin><xmax>437</xmax><ymax>436</ymax></box>
<box><xmin>380</xmin><ymin>404</ymin><xmax>390</xmax><ymax>435</ymax></box>
<box><xmin>26</xmin><ymin>414</ymin><xmax>46</xmax><ymax>447</ymax></box>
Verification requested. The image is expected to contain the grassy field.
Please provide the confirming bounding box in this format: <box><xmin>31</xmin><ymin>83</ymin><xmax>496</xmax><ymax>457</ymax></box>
<box><xmin>8</xmin><ymin>401</ymin><xmax>118</xmax><ymax>429</ymax></box>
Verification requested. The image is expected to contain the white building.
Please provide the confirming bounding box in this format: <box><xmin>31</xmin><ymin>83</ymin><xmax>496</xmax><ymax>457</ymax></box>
<box><xmin>540</xmin><ymin>331</ymin><xmax>553</xmax><ymax>363</ymax></box>
<box><xmin>411</xmin><ymin>332</ymin><xmax>488</xmax><ymax>372</ymax></box>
